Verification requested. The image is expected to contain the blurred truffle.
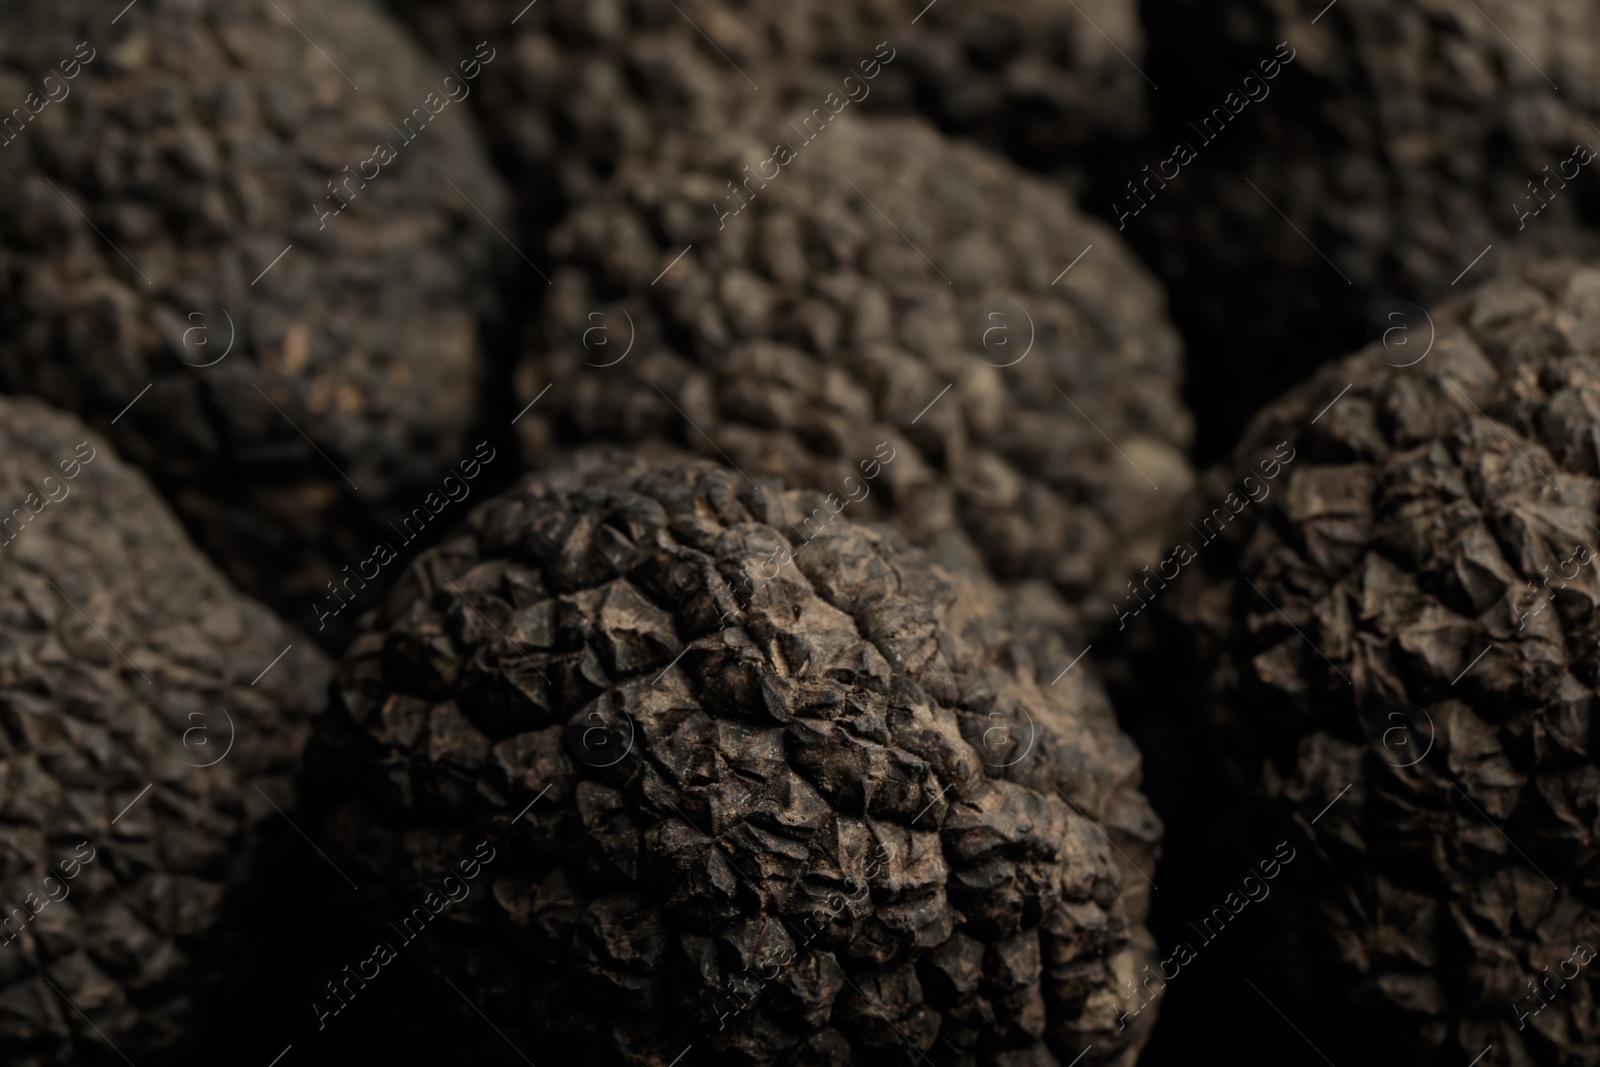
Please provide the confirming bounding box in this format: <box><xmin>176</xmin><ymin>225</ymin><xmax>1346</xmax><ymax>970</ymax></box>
<box><xmin>518</xmin><ymin>114</ymin><xmax>1192</xmax><ymax>643</ymax></box>
<box><xmin>0</xmin><ymin>0</ymin><xmax>512</xmax><ymax>629</ymax></box>
<box><xmin>1133</xmin><ymin>0</ymin><xmax>1600</xmax><ymax>458</ymax></box>
<box><xmin>385</xmin><ymin>0</ymin><xmax>1150</xmax><ymax>225</ymax></box>
<box><xmin>0</xmin><ymin>396</ymin><xmax>331</xmax><ymax>1064</ymax></box>
<box><xmin>311</xmin><ymin>447</ymin><xmax>1162</xmax><ymax>1066</ymax></box>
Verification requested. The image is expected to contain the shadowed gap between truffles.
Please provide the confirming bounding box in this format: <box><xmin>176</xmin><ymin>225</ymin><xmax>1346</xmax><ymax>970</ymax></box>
<box><xmin>310</xmin><ymin>841</ymin><xmax>496</xmax><ymax>1029</ymax></box>
<box><xmin>1114</xmin><ymin>841</ymin><xmax>1297</xmax><ymax>1032</ymax></box>
<box><xmin>1515</xmin><ymin>143</ymin><xmax>1597</xmax><ymax>230</ymax></box>
<box><xmin>1114</xmin><ymin>442</ymin><xmax>1296</xmax><ymax>628</ymax></box>
<box><xmin>1111</xmin><ymin>41</ymin><xmax>1297</xmax><ymax>231</ymax></box>
<box><xmin>313</xmin><ymin>442</ymin><xmax>497</xmax><ymax>630</ymax></box>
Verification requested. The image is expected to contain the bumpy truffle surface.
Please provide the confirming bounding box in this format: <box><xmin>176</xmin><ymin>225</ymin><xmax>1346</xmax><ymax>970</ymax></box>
<box><xmin>1159</xmin><ymin>259</ymin><xmax>1600</xmax><ymax>1066</ymax></box>
<box><xmin>518</xmin><ymin>115</ymin><xmax>1192</xmax><ymax>642</ymax></box>
<box><xmin>0</xmin><ymin>397</ymin><xmax>331</xmax><ymax>1064</ymax></box>
<box><xmin>387</xmin><ymin>0</ymin><xmax>1148</xmax><ymax>217</ymax></box>
<box><xmin>1133</xmin><ymin>0</ymin><xmax>1600</xmax><ymax>455</ymax></box>
<box><xmin>0</xmin><ymin>0</ymin><xmax>511</xmax><ymax>617</ymax></box>
<box><xmin>314</xmin><ymin>448</ymin><xmax>1161</xmax><ymax>1066</ymax></box>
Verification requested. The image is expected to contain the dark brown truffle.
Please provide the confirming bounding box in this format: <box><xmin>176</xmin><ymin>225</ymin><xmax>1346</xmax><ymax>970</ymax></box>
<box><xmin>386</xmin><ymin>0</ymin><xmax>1149</xmax><ymax>222</ymax></box>
<box><xmin>1155</xmin><ymin>258</ymin><xmax>1600</xmax><ymax>1066</ymax></box>
<box><xmin>517</xmin><ymin>114</ymin><xmax>1192</xmax><ymax>643</ymax></box>
<box><xmin>312</xmin><ymin>448</ymin><xmax>1161</xmax><ymax>1066</ymax></box>
<box><xmin>0</xmin><ymin>397</ymin><xmax>331</xmax><ymax>1064</ymax></box>
<box><xmin>0</xmin><ymin>0</ymin><xmax>512</xmax><ymax>625</ymax></box>
<box><xmin>1132</xmin><ymin>0</ymin><xmax>1600</xmax><ymax>456</ymax></box>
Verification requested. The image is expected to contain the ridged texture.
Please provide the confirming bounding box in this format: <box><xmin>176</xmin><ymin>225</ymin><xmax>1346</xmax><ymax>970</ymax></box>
<box><xmin>313</xmin><ymin>448</ymin><xmax>1161</xmax><ymax>1066</ymax></box>
<box><xmin>0</xmin><ymin>397</ymin><xmax>331</xmax><ymax>1063</ymax></box>
<box><xmin>0</xmin><ymin>0</ymin><xmax>511</xmax><ymax>620</ymax></box>
<box><xmin>1161</xmin><ymin>259</ymin><xmax>1600</xmax><ymax>1065</ymax></box>
<box><xmin>1133</xmin><ymin>0</ymin><xmax>1600</xmax><ymax>453</ymax></box>
<box><xmin>517</xmin><ymin>114</ymin><xmax>1192</xmax><ymax>642</ymax></box>
<box><xmin>385</xmin><ymin>0</ymin><xmax>1148</xmax><ymax>217</ymax></box>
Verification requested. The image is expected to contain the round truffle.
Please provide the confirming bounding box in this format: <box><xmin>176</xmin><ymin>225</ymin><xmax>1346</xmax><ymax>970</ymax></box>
<box><xmin>1155</xmin><ymin>259</ymin><xmax>1600</xmax><ymax>1066</ymax></box>
<box><xmin>1132</xmin><ymin>0</ymin><xmax>1600</xmax><ymax>456</ymax></box>
<box><xmin>517</xmin><ymin>114</ymin><xmax>1192</xmax><ymax>642</ymax></box>
<box><xmin>0</xmin><ymin>0</ymin><xmax>512</xmax><ymax>620</ymax></box>
<box><xmin>312</xmin><ymin>448</ymin><xmax>1162</xmax><ymax>1066</ymax></box>
<box><xmin>0</xmin><ymin>397</ymin><xmax>331</xmax><ymax>1064</ymax></box>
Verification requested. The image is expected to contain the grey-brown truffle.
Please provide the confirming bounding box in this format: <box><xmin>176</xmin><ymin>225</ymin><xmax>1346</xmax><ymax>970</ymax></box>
<box><xmin>518</xmin><ymin>115</ymin><xmax>1192</xmax><ymax>643</ymax></box>
<box><xmin>0</xmin><ymin>0</ymin><xmax>511</xmax><ymax>622</ymax></box>
<box><xmin>0</xmin><ymin>397</ymin><xmax>331</xmax><ymax>1064</ymax></box>
<box><xmin>312</xmin><ymin>448</ymin><xmax>1161</xmax><ymax>1066</ymax></box>
<box><xmin>1154</xmin><ymin>259</ymin><xmax>1600</xmax><ymax>1066</ymax></box>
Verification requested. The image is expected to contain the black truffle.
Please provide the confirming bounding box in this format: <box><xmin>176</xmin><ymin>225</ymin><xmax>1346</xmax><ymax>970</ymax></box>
<box><xmin>1155</xmin><ymin>258</ymin><xmax>1600</xmax><ymax>1066</ymax></box>
<box><xmin>312</xmin><ymin>447</ymin><xmax>1162</xmax><ymax>1066</ymax></box>
<box><xmin>0</xmin><ymin>396</ymin><xmax>331</xmax><ymax>1064</ymax></box>
<box><xmin>0</xmin><ymin>0</ymin><xmax>512</xmax><ymax>628</ymax></box>
<box><xmin>386</xmin><ymin>0</ymin><xmax>1150</xmax><ymax>223</ymax></box>
<box><xmin>1132</xmin><ymin>0</ymin><xmax>1600</xmax><ymax>456</ymax></box>
<box><xmin>519</xmin><ymin>114</ymin><xmax>1192</xmax><ymax>643</ymax></box>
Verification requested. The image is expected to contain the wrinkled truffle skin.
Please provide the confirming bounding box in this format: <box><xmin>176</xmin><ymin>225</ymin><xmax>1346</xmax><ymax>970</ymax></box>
<box><xmin>1134</xmin><ymin>0</ymin><xmax>1600</xmax><ymax>458</ymax></box>
<box><xmin>516</xmin><ymin>115</ymin><xmax>1192</xmax><ymax>643</ymax></box>
<box><xmin>0</xmin><ymin>397</ymin><xmax>331</xmax><ymax>1064</ymax></box>
<box><xmin>0</xmin><ymin>0</ymin><xmax>511</xmax><ymax>621</ymax></box>
<box><xmin>1159</xmin><ymin>260</ymin><xmax>1600</xmax><ymax>1066</ymax></box>
<box><xmin>386</xmin><ymin>0</ymin><xmax>1148</xmax><ymax>218</ymax></box>
<box><xmin>313</xmin><ymin>448</ymin><xmax>1161</xmax><ymax>1066</ymax></box>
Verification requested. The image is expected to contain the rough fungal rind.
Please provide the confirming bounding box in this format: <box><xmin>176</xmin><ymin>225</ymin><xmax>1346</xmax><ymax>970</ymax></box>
<box><xmin>1160</xmin><ymin>259</ymin><xmax>1600</xmax><ymax>1066</ymax></box>
<box><xmin>0</xmin><ymin>0</ymin><xmax>510</xmax><ymax>623</ymax></box>
<box><xmin>0</xmin><ymin>397</ymin><xmax>331</xmax><ymax>1065</ymax></box>
<box><xmin>388</xmin><ymin>0</ymin><xmax>1151</xmax><ymax>216</ymax></box>
<box><xmin>1132</xmin><ymin>0</ymin><xmax>1600</xmax><ymax>448</ymax></box>
<box><xmin>519</xmin><ymin>113</ymin><xmax>1191</xmax><ymax>645</ymax></box>
<box><xmin>313</xmin><ymin>449</ymin><xmax>1161</xmax><ymax>1066</ymax></box>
